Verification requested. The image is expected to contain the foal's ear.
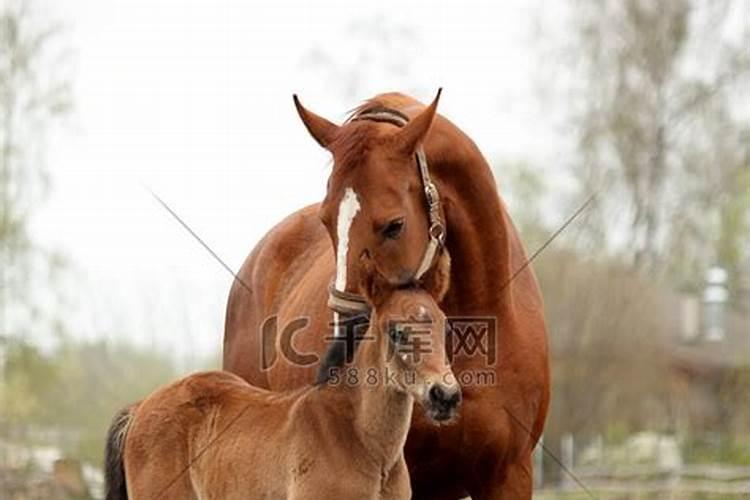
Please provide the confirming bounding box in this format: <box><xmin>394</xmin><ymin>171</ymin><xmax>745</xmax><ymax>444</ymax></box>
<box><xmin>293</xmin><ymin>95</ymin><xmax>340</xmax><ymax>149</ymax></box>
<box><xmin>421</xmin><ymin>250</ymin><xmax>451</xmax><ymax>302</ymax></box>
<box><xmin>396</xmin><ymin>88</ymin><xmax>442</xmax><ymax>154</ymax></box>
<box><xmin>359</xmin><ymin>254</ymin><xmax>389</xmax><ymax>308</ymax></box>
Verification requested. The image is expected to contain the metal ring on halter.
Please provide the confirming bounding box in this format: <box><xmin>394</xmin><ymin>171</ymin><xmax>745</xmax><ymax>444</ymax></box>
<box><xmin>429</xmin><ymin>222</ymin><xmax>446</xmax><ymax>244</ymax></box>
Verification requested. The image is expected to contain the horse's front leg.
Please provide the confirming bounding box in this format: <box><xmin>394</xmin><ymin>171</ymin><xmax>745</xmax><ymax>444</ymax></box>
<box><xmin>469</xmin><ymin>454</ymin><xmax>533</xmax><ymax>500</ymax></box>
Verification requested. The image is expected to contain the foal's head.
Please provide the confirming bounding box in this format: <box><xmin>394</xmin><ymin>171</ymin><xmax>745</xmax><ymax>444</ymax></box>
<box><xmin>362</xmin><ymin>269</ymin><xmax>461</xmax><ymax>423</ymax></box>
<box><xmin>294</xmin><ymin>91</ymin><xmax>445</xmax><ymax>295</ymax></box>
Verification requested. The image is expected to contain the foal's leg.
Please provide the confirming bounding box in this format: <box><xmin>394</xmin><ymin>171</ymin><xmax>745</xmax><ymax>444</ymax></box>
<box><xmin>380</xmin><ymin>458</ymin><xmax>411</xmax><ymax>500</ymax></box>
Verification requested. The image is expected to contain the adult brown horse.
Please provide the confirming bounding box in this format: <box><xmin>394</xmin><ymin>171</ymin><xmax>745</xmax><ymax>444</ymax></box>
<box><xmin>224</xmin><ymin>91</ymin><xmax>550</xmax><ymax>499</ymax></box>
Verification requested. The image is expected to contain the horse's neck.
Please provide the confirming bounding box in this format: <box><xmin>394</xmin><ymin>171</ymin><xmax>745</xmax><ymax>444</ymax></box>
<box><xmin>367</xmin><ymin>96</ymin><xmax>519</xmax><ymax>314</ymax></box>
<box><xmin>347</xmin><ymin>334</ymin><xmax>413</xmax><ymax>467</ymax></box>
<box><xmin>430</xmin><ymin>136</ymin><xmax>515</xmax><ymax>314</ymax></box>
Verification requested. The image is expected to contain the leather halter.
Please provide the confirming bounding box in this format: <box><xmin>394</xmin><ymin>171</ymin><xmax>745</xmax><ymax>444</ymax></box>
<box><xmin>327</xmin><ymin>107</ymin><xmax>446</xmax><ymax>316</ymax></box>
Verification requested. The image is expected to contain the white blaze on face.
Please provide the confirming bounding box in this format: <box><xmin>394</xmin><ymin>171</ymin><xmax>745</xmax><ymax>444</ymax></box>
<box><xmin>333</xmin><ymin>187</ymin><xmax>361</xmax><ymax>337</ymax></box>
<box><xmin>334</xmin><ymin>187</ymin><xmax>361</xmax><ymax>290</ymax></box>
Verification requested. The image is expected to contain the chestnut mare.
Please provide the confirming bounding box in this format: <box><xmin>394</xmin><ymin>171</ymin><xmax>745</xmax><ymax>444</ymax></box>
<box><xmin>224</xmin><ymin>91</ymin><xmax>550</xmax><ymax>499</ymax></box>
<box><xmin>104</xmin><ymin>277</ymin><xmax>459</xmax><ymax>500</ymax></box>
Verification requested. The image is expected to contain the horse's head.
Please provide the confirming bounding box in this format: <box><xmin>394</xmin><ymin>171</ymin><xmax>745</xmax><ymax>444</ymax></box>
<box><xmin>294</xmin><ymin>91</ymin><xmax>447</xmax><ymax>305</ymax></box>
<box><xmin>362</xmin><ymin>264</ymin><xmax>461</xmax><ymax>423</ymax></box>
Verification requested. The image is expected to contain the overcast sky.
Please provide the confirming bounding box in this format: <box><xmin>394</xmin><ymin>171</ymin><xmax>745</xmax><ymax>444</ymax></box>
<box><xmin>30</xmin><ymin>0</ymin><xmax>571</xmax><ymax>364</ymax></box>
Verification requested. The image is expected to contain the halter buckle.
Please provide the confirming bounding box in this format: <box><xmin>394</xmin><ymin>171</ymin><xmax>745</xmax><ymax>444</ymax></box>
<box><xmin>424</xmin><ymin>182</ymin><xmax>440</xmax><ymax>208</ymax></box>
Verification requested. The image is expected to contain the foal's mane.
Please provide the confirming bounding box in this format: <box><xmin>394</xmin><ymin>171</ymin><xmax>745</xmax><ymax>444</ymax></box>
<box><xmin>314</xmin><ymin>314</ymin><xmax>370</xmax><ymax>385</ymax></box>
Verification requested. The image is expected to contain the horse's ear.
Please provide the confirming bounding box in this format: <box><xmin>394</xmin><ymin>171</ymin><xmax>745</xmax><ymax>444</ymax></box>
<box><xmin>293</xmin><ymin>95</ymin><xmax>340</xmax><ymax>149</ymax></box>
<box><xmin>421</xmin><ymin>250</ymin><xmax>451</xmax><ymax>302</ymax></box>
<box><xmin>396</xmin><ymin>88</ymin><xmax>442</xmax><ymax>154</ymax></box>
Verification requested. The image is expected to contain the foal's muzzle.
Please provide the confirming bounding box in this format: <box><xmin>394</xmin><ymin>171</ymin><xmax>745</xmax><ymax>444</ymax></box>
<box><xmin>426</xmin><ymin>382</ymin><xmax>461</xmax><ymax>423</ymax></box>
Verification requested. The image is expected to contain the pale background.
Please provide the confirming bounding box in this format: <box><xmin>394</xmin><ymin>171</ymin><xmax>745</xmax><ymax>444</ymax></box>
<box><xmin>34</xmin><ymin>0</ymin><xmax>571</xmax><ymax>361</ymax></box>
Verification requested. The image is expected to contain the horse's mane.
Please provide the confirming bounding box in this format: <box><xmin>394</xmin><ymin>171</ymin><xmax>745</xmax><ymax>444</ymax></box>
<box><xmin>328</xmin><ymin>93</ymin><xmax>427</xmax><ymax>175</ymax></box>
<box><xmin>345</xmin><ymin>92</ymin><xmax>425</xmax><ymax>123</ymax></box>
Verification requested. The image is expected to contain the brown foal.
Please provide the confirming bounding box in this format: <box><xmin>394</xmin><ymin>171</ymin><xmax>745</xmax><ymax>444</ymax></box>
<box><xmin>104</xmin><ymin>277</ymin><xmax>460</xmax><ymax>500</ymax></box>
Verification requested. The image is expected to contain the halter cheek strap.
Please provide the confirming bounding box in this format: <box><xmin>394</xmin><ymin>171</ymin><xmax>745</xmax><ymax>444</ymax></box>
<box><xmin>414</xmin><ymin>147</ymin><xmax>446</xmax><ymax>280</ymax></box>
<box><xmin>327</xmin><ymin>108</ymin><xmax>446</xmax><ymax>316</ymax></box>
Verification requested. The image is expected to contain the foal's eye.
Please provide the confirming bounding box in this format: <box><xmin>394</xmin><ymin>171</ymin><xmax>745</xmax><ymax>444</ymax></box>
<box><xmin>382</xmin><ymin>218</ymin><xmax>405</xmax><ymax>240</ymax></box>
<box><xmin>388</xmin><ymin>324</ymin><xmax>408</xmax><ymax>345</ymax></box>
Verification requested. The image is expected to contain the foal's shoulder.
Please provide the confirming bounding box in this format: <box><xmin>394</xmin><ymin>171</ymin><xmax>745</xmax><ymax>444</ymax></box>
<box><xmin>182</xmin><ymin>370</ymin><xmax>305</xmax><ymax>401</ymax></box>
<box><xmin>183</xmin><ymin>370</ymin><xmax>249</xmax><ymax>387</ymax></box>
<box><xmin>167</xmin><ymin>370</ymin><xmax>263</xmax><ymax>404</ymax></box>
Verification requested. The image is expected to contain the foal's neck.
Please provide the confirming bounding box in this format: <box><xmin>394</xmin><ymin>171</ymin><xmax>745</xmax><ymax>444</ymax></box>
<box><xmin>348</xmin><ymin>330</ymin><xmax>413</xmax><ymax>468</ymax></box>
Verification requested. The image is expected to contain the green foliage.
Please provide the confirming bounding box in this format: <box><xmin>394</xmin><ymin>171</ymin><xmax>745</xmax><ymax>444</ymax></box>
<box><xmin>683</xmin><ymin>435</ymin><xmax>750</xmax><ymax>466</ymax></box>
<box><xmin>0</xmin><ymin>336</ymin><xmax>178</xmax><ymax>465</ymax></box>
<box><xmin>1</xmin><ymin>340</ymin><xmax>57</xmax><ymax>425</ymax></box>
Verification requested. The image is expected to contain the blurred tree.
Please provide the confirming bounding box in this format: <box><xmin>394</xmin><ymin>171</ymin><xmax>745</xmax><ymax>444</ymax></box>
<box><xmin>1</xmin><ymin>335</ymin><xmax>177</xmax><ymax>465</ymax></box>
<box><xmin>0</xmin><ymin>0</ymin><xmax>72</xmax><ymax>344</ymax></box>
<box><xmin>51</xmin><ymin>338</ymin><xmax>177</xmax><ymax>464</ymax></box>
<box><xmin>0</xmin><ymin>0</ymin><xmax>72</xmax><ymax>472</ymax></box>
<box><xmin>534</xmin><ymin>248</ymin><xmax>674</xmax><ymax>482</ymax></box>
<box><xmin>498</xmin><ymin>161</ymin><xmax>552</xmax><ymax>252</ymax></box>
<box><xmin>568</xmin><ymin>0</ymin><xmax>750</xmax><ymax>290</ymax></box>
<box><xmin>0</xmin><ymin>339</ymin><xmax>56</xmax><ymax>427</ymax></box>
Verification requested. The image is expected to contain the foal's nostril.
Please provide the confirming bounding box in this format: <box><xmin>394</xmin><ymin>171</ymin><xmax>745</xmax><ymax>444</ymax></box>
<box><xmin>429</xmin><ymin>384</ymin><xmax>461</xmax><ymax>409</ymax></box>
<box><xmin>449</xmin><ymin>388</ymin><xmax>462</xmax><ymax>407</ymax></box>
<box><xmin>429</xmin><ymin>384</ymin><xmax>446</xmax><ymax>404</ymax></box>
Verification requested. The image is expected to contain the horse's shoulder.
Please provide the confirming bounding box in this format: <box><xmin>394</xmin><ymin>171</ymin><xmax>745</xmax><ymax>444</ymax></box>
<box><xmin>269</xmin><ymin>203</ymin><xmax>322</xmax><ymax>236</ymax></box>
<box><xmin>230</xmin><ymin>202</ymin><xmax>328</xmax><ymax>300</ymax></box>
<box><xmin>248</xmin><ymin>203</ymin><xmax>326</xmax><ymax>266</ymax></box>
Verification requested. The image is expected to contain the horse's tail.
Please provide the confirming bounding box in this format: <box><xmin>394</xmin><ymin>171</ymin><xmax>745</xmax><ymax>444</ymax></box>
<box><xmin>104</xmin><ymin>404</ymin><xmax>135</xmax><ymax>500</ymax></box>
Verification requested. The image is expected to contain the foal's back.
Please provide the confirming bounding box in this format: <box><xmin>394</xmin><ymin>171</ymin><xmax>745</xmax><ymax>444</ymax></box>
<box><xmin>123</xmin><ymin>371</ymin><xmax>282</xmax><ymax>499</ymax></box>
<box><xmin>122</xmin><ymin>371</ymin><xmax>376</xmax><ymax>500</ymax></box>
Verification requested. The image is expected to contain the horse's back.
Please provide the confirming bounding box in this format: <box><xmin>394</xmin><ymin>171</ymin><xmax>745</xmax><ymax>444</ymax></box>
<box><xmin>224</xmin><ymin>203</ymin><xmax>333</xmax><ymax>388</ymax></box>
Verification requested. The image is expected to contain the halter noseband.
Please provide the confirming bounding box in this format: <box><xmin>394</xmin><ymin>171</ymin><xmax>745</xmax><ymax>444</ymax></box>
<box><xmin>327</xmin><ymin>107</ymin><xmax>446</xmax><ymax>317</ymax></box>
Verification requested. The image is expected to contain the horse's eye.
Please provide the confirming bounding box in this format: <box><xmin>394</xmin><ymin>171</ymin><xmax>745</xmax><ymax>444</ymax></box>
<box><xmin>382</xmin><ymin>218</ymin><xmax>405</xmax><ymax>240</ymax></box>
<box><xmin>389</xmin><ymin>324</ymin><xmax>408</xmax><ymax>345</ymax></box>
